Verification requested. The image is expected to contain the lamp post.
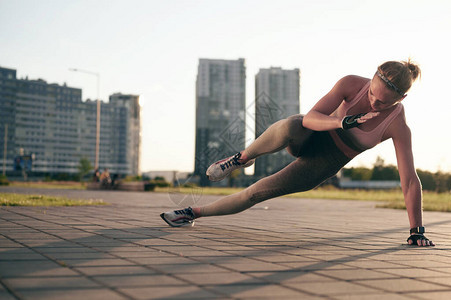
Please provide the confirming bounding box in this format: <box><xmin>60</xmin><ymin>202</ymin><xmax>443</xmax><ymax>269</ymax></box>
<box><xmin>2</xmin><ymin>124</ymin><xmax>7</xmax><ymax>176</ymax></box>
<box><xmin>69</xmin><ymin>68</ymin><xmax>101</xmax><ymax>169</ymax></box>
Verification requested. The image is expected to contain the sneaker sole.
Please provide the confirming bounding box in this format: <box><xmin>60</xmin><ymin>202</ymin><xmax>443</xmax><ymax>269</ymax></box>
<box><xmin>160</xmin><ymin>213</ymin><xmax>195</xmax><ymax>227</ymax></box>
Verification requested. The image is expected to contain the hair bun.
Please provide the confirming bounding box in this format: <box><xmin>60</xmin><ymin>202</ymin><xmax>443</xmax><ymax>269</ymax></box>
<box><xmin>378</xmin><ymin>59</ymin><xmax>421</xmax><ymax>94</ymax></box>
<box><xmin>404</xmin><ymin>58</ymin><xmax>421</xmax><ymax>81</ymax></box>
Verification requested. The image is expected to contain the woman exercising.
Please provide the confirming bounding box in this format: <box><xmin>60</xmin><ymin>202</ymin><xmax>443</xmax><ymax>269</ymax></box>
<box><xmin>161</xmin><ymin>59</ymin><xmax>434</xmax><ymax>247</ymax></box>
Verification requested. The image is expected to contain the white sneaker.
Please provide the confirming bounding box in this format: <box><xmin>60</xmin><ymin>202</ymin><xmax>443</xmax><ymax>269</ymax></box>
<box><xmin>160</xmin><ymin>207</ymin><xmax>196</xmax><ymax>227</ymax></box>
<box><xmin>206</xmin><ymin>152</ymin><xmax>255</xmax><ymax>182</ymax></box>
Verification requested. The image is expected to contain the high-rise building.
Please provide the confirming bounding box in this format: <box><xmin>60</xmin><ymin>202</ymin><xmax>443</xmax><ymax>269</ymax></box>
<box><xmin>194</xmin><ymin>58</ymin><xmax>246</xmax><ymax>186</ymax></box>
<box><xmin>254</xmin><ymin>67</ymin><xmax>300</xmax><ymax>177</ymax></box>
<box><xmin>108</xmin><ymin>93</ymin><xmax>141</xmax><ymax>175</ymax></box>
<box><xmin>0</xmin><ymin>67</ymin><xmax>17</xmax><ymax>172</ymax></box>
<box><xmin>0</xmin><ymin>66</ymin><xmax>140</xmax><ymax>176</ymax></box>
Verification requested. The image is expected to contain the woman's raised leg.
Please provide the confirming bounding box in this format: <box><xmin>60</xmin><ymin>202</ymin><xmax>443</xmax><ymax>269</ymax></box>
<box><xmin>244</xmin><ymin>114</ymin><xmax>312</xmax><ymax>160</ymax></box>
<box><xmin>207</xmin><ymin>115</ymin><xmax>312</xmax><ymax>181</ymax></box>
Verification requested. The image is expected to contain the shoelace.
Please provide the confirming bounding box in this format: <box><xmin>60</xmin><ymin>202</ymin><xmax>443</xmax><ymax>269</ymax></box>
<box><xmin>174</xmin><ymin>207</ymin><xmax>194</xmax><ymax>218</ymax></box>
<box><xmin>220</xmin><ymin>153</ymin><xmax>243</xmax><ymax>171</ymax></box>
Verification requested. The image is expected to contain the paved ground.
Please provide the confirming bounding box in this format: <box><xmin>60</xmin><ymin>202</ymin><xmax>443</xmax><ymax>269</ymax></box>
<box><xmin>0</xmin><ymin>186</ymin><xmax>451</xmax><ymax>300</ymax></box>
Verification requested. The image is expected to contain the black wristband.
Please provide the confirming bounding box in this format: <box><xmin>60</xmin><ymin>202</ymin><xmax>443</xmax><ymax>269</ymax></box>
<box><xmin>342</xmin><ymin>113</ymin><xmax>367</xmax><ymax>129</ymax></box>
<box><xmin>410</xmin><ymin>226</ymin><xmax>425</xmax><ymax>234</ymax></box>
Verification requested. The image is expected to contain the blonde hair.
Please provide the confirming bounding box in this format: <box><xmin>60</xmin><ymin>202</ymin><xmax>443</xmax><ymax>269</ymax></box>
<box><xmin>377</xmin><ymin>59</ymin><xmax>421</xmax><ymax>94</ymax></box>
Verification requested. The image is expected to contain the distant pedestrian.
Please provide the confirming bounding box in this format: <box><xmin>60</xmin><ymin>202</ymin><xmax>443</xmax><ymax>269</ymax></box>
<box><xmin>100</xmin><ymin>168</ymin><xmax>111</xmax><ymax>187</ymax></box>
<box><xmin>161</xmin><ymin>59</ymin><xmax>434</xmax><ymax>247</ymax></box>
<box><xmin>92</xmin><ymin>168</ymin><xmax>100</xmax><ymax>182</ymax></box>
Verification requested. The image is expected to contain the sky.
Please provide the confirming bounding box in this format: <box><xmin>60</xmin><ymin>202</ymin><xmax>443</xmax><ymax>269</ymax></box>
<box><xmin>1</xmin><ymin>0</ymin><xmax>451</xmax><ymax>173</ymax></box>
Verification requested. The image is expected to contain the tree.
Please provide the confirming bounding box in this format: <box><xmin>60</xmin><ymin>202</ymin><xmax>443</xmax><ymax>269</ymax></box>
<box><xmin>416</xmin><ymin>169</ymin><xmax>436</xmax><ymax>191</ymax></box>
<box><xmin>434</xmin><ymin>172</ymin><xmax>449</xmax><ymax>193</ymax></box>
<box><xmin>370</xmin><ymin>156</ymin><xmax>399</xmax><ymax>181</ymax></box>
<box><xmin>374</xmin><ymin>156</ymin><xmax>385</xmax><ymax>168</ymax></box>
<box><xmin>77</xmin><ymin>157</ymin><xmax>93</xmax><ymax>181</ymax></box>
<box><xmin>342</xmin><ymin>167</ymin><xmax>372</xmax><ymax>180</ymax></box>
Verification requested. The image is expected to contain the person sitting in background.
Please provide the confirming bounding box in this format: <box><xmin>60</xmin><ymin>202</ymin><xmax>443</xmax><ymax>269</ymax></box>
<box><xmin>99</xmin><ymin>168</ymin><xmax>111</xmax><ymax>187</ymax></box>
<box><xmin>92</xmin><ymin>168</ymin><xmax>100</xmax><ymax>182</ymax></box>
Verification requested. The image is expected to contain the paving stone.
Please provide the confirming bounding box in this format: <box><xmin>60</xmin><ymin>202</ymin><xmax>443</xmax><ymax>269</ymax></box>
<box><xmin>216</xmin><ymin>262</ymin><xmax>290</xmax><ymax>272</ymax></box>
<box><xmin>2</xmin><ymin>188</ymin><xmax>451</xmax><ymax>299</ymax></box>
<box><xmin>20</xmin><ymin>241</ymin><xmax>80</xmax><ymax>248</ymax></box>
<box><xmin>75</xmin><ymin>266</ymin><xmax>156</xmax><ymax>276</ymax></box>
<box><xmin>405</xmin><ymin>291</ymin><xmax>451</xmax><ymax>299</ymax></box>
<box><xmin>158</xmin><ymin>249</ymin><xmax>229</xmax><ymax>257</ymax></box>
<box><xmin>430</xmin><ymin>268</ymin><xmax>451</xmax><ymax>275</ymax></box>
<box><xmin>108</xmin><ymin>252</ymin><xmax>168</xmax><ymax>260</ymax></box>
<box><xmin>332</xmin><ymin>293</ymin><xmax>412</xmax><ymax>300</ymax></box>
<box><xmin>47</xmin><ymin>252</ymin><xmax>116</xmax><ymax>260</ymax></box>
<box><xmin>133</xmin><ymin>239</ymin><xmax>184</xmax><ymax>246</ymax></box>
<box><xmin>119</xmin><ymin>285</ymin><xmax>219</xmax><ymax>299</ymax></box>
<box><xmin>395</xmin><ymin>260</ymin><xmax>451</xmax><ymax>268</ymax></box>
<box><xmin>376</xmin><ymin>268</ymin><xmax>451</xmax><ymax>278</ymax></box>
<box><xmin>16</xmin><ymin>288</ymin><xmax>127</xmax><ymax>300</ymax></box>
<box><xmin>0</xmin><ymin>260</ymin><xmax>79</xmax><ymax>277</ymax></box>
<box><xmin>0</xmin><ymin>247</ymin><xmax>34</xmax><ymax>254</ymax></box>
<box><xmin>3</xmin><ymin>276</ymin><xmax>101</xmax><ymax>290</ymax></box>
<box><xmin>420</xmin><ymin>277</ymin><xmax>451</xmax><ymax>287</ymax></box>
<box><xmin>31</xmin><ymin>247</ymin><xmax>97</xmax><ymax>253</ymax></box>
<box><xmin>176</xmin><ymin>271</ymin><xmax>262</xmax><ymax>285</ymax></box>
<box><xmin>343</xmin><ymin>260</ymin><xmax>405</xmax><ymax>269</ymax></box>
<box><xmin>129</xmin><ymin>256</ymin><xmax>200</xmax><ymax>265</ymax></box>
<box><xmin>93</xmin><ymin>274</ymin><xmax>187</xmax><ymax>287</ymax></box>
<box><xmin>151</xmin><ymin>263</ymin><xmax>230</xmax><ymax>274</ymax></box>
<box><xmin>254</xmin><ymin>254</ymin><xmax>319</xmax><ymax>263</ymax></box>
<box><xmin>0</xmin><ymin>291</ymin><xmax>16</xmax><ymax>300</ymax></box>
<box><xmin>208</xmin><ymin>283</ymin><xmax>310</xmax><ymax>298</ymax></box>
<box><xmin>246</xmin><ymin>270</ymin><xmax>335</xmax><ymax>284</ymax></box>
<box><xmin>280</xmin><ymin>261</ymin><xmax>356</xmax><ymax>271</ymax></box>
<box><xmin>284</xmin><ymin>281</ymin><xmax>380</xmax><ymax>295</ymax></box>
<box><xmin>355</xmin><ymin>278</ymin><xmax>450</xmax><ymax>292</ymax></box>
<box><xmin>0</xmin><ymin>252</ymin><xmax>48</xmax><ymax>261</ymax></box>
<box><xmin>57</xmin><ymin>258</ymin><xmax>134</xmax><ymax>267</ymax></box>
<box><xmin>315</xmin><ymin>268</ymin><xmax>398</xmax><ymax>280</ymax></box>
<box><xmin>182</xmin><ymin>255</ymin><xmax>239</xmax><ymax>265</ymax></box>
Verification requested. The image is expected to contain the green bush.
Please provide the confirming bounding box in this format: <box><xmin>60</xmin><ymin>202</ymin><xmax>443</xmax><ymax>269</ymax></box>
<box><xmin>144</xmin><ymin>182</ymin><xmax>156</xmax><ymax>191</ymax></box>
<box><xmin>149</xmin><ymin>179</ymin><xmax>171</xmax><ymax>187</ymax></box>
<box><xmin>0</xmin><ymin>175</ymin><xmax>9</xmax><ymax>186</ymax></box>
<box><xmin>182</xmin><ymin>182</ymin><xmax>198</xmax><ymax>188</ymax></box>
<box><xmin>50</xmin><ymin>173</ymin><xmax>79</xmax><ymax>181</ymax></box>
<box><xmin>123</xmin><ymin>175</ymin><xmax>142</xmax><ymax>182</ymax></box>
<box><xmin>417</xmin><ymin>169</ymin><xmax>436</xmax><ymax>191</ymax></box>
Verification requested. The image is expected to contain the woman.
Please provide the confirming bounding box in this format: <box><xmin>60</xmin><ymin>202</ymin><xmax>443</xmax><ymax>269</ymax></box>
<box><xmin>161</xmin><ymin>59</ymin><xmax>434</xmax><ymax>247</ymax></box>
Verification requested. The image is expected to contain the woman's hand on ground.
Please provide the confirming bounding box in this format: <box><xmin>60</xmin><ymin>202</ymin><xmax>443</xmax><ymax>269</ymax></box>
<box><xmin>407</xmin><ymin>234</ymin><xmax>435</xmax><ymax>247</ymax></box>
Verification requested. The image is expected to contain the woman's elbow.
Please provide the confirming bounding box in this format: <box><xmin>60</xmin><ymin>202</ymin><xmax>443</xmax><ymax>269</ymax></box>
<box><xmin>402</xmin><ymin>175</ymin><xmax>422</xmax><ymax>193</ymax></box>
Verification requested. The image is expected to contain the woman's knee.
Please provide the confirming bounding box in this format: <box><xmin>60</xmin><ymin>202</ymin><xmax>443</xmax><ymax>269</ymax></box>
<box><xmin>243</xmin><ymin>177</ymin><xmax>289</xmax><ymax>204</ymax></box>
<box><xmin>286</xmin><ymin>115</ymin><xmax>310</xmax><ymax>140</ymax></box>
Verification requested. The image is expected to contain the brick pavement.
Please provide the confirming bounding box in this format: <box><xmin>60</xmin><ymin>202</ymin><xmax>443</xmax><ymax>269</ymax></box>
<box><xmin>0</xmin><ymin>186</ymin><xmax>451</xmax><ymax>299</ymax></box>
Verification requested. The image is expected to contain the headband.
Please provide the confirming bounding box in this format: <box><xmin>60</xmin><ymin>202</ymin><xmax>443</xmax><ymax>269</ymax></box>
<box><xmin>376</xmin><ymin>71</ymin><xmax>404</xmax><ymax>96</ymax></box>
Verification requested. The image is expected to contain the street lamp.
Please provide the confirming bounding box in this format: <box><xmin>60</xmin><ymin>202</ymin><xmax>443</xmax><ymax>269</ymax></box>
<box><xmin>2</xmin><ymin>124</ymin><xmax>7</xmax><ymax>176</ymax></box>
<box><xmin>69</xmin><ymin>68</ymin><xmax>101</xmax><ymax>169</ymax></box>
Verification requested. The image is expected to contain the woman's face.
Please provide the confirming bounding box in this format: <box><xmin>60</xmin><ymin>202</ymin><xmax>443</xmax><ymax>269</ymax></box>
<box><xmin>368</xmin><ymin>76</ymin><xmax>405</xmax><ymax>112</ymax></box>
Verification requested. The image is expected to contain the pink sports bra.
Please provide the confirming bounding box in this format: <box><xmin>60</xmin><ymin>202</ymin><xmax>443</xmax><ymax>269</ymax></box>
<box><xmin>328</xmin><ymin>81</ymin><xmax>403</xmax><ymax>158</ymax></box>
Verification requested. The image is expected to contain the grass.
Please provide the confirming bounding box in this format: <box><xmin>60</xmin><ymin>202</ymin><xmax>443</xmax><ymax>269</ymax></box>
<box><xmin>377</xmin><ymin>191</ymin><xmax>451</xmax><ymax>212</ymax></box>
<box><xmin>156</xmin><ymin>186</ymin><xmax>451</xmax><ymax>212</ymax></box>
<box><xmin>10</xmin><ymin>181</ymin><xmax>87</xmax><ymax>190</ymax></box>
<box><xmin>5</xmin><ymin>182</ymin><xmax>450</xmax><ymax>211</ymax></box>
<box><xmin>0</xmin><ymin>193</ymin><xmax>106</xmax><ymax>207</ymax></box>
